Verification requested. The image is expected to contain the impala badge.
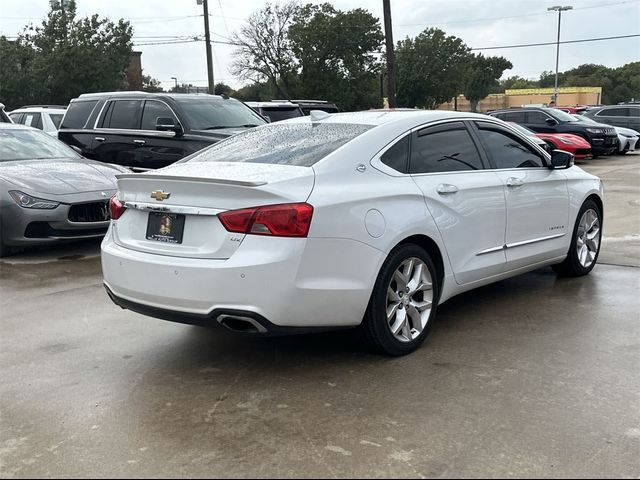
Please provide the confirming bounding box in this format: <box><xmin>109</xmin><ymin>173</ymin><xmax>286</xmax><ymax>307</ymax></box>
<box><xmin>151</xmin><ymin>190</ymin><xmax>171</xmax><ymax>201</ymax></box>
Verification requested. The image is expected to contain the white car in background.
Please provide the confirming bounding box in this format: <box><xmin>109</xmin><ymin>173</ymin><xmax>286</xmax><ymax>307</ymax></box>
<box><xmin>102</xmin><ymin>110</ymin><xmax>604</xmax><ymax>356</ymax></box>
<box><xmin>614</xmin><ymin>126</ymin><xmax>639</xmax><ymax>154</ymax></box>
<box><xmin>8</xmin><ymin>105</ymin><xmax>67</xmax><ymax>136</ymax></box>
<box><xmin>245</xmin><ymin>101</ymin><xmax>304</xmax><ymax>123</ymax></box>
<box><xmin>572</xmin><ymin>114</ymin><xmax>638</xmax><ymax>154</ymax></box>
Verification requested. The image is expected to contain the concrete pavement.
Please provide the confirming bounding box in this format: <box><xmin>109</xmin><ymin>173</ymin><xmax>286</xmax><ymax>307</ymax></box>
<box><xmin>1</xmin><ymin>153</ymin><xmax>638</xmax><ymax>478</ymax></box>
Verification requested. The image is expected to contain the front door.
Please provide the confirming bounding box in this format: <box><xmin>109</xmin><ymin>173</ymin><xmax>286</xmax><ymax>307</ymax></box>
<box><xmin>409</xmin><ymin>121</ymin><xmax>507</xmax><ymax>285</ymax></box>
<box><xmin>473</xmin><ymin>121</ymin><xmax>569</xmax><ymax>270</ymax></box>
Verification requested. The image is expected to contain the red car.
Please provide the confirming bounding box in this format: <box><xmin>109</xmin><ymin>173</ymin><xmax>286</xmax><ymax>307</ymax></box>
<box><xmin>535</xmin><ymin>132</ymin><xmax>593</xmax><ymax>160</ymax></box>
<box><xmin>555</xmin><ymin>106</ymin><xmax>588</xmax><ymax>115</ymax></box>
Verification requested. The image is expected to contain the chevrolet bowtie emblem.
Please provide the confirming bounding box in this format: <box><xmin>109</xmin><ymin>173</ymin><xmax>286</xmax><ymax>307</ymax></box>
<box><xmin>150</xmin><ymin>190</ymin><xmax>171</xmax><ymax>201</ymax></box>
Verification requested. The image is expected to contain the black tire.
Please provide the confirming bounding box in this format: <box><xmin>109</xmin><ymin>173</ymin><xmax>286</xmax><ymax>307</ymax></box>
<box><xmin>552</xmin><ymin>199</ymin><xmax>602</xmax><ymax>277</ymax></box>
<box><xmin>359</xmin><ymin>244</ymin><xmax>440</xmax><ymax>356</ymax></box>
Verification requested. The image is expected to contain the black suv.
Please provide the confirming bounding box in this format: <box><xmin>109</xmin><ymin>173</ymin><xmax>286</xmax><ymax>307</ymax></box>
<box><xmin>489</xmin><ymin>107</ymin><xmax>618</xmax><ymax>156</ymax></box>
<box><xmin>583</xmin><ymin>104</ymin><xmax>640</xmax><ymax>131</ymax></box>
<box><xmin>58</xmin><ymin>92</ymin><xmax>266</xmax><ymax>170</ymax></box>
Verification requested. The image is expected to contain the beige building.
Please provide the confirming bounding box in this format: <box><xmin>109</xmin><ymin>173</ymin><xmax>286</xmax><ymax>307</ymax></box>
<box><xmin>438</xmin><ymin>86</ymin><xmax>603</xmax><ymax>112</ymax></box>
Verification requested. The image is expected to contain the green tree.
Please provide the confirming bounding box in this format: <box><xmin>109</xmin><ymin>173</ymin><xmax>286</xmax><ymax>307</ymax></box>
<box><xmin>289</xmin><ymin>3</ymin><xmax>384</xmax><ymax>110</ymax></box>
<box><xmin>0</xmin><ymin>0</ymin><xmax>133</xmax><ymax>108</ymax></box>
<box><xmin>0</xmin><ymin>36</ymin><xmax>42</xmax><ymax>109</ymax></box>
<box><xmin>396</xmin><ymin>28</ymin><xmax>470</xmax><ymax>108</ymax></box>
<box><xmin>142</xmin><ymin>74</ymin><xmax>163</xmax><ymax>92</ymax></box>
<box><xmin>498</xmin><ymin>75</ymin><xmax>537</xmax><ymax>91</ymax></box>
<box><xmin>463</xmin><ymin>54</ymin><xmax>512</xmax><ymax>112</ymax></box>
<box><xmin>230</xmin><ymin>2</ymin><xmax>299</xmax><ymax>99</ymax></box>
<box><xmin>214</xmin><ymin>82</ymin><xmax>233</xmax><ymax>96</ymax></box>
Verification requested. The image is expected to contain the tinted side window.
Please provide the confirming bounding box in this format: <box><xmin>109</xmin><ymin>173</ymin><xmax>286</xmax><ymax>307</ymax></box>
<box><xmin>49</xmin><ymin>114</ymin><xmax>63</xmax><ymax>129</ymax></box>
<box><xmin>23</xmin><ymin>113</ymin><xmax>42</xmax><ymax>130</ymax></box>
<box><xmin>503</xmin><ymin>111</ymin><xmax>526</xmax><ymax>123</ymax></box>
<box><xmin>526</xmin><ymin>111</ymin><xmax>549</xmax><ymax>125</ymax></box>
<box><xmin>381</xmin><ymin>135</ymin><xmax>409</xmax><ymax>172</ymax></box>
<box><xmin>60</xmin><ymin>100</ymin><xmax>98</xmax><ymax>129</ymax></box>
<box><xmin>477</xmin><ymin>128</ymin><xmax>544</xmax><ymax>168</ymax></box>
<box><xmin>9</xmin><ymin>113</ymin><xmax>23</xmax><ymax>124</ymax></box>
<box><xmin>107</xmin><ymin>100</ymin><xmax>141</xmax><ymax>129</ymax></box>
<box><xmin>598</xmin><ymin>107</ymin><xmax>629</xmax><ymax>117</ymax></box>
<box><xmin>410</xmin><ymin>123</ymin><xmax>484</xmax><ymax>174</ymax></box>
<box><xmin>141</xmin><ymin>100</ymin><xmax>177</xmax><ymax>130</ymax></box>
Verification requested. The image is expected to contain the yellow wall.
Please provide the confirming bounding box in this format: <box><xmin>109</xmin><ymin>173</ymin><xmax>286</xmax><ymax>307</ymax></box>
<box><xmin>437</xmin><ymin>87</ymin><xmax>602</xmax><ymax>112</ymax></box>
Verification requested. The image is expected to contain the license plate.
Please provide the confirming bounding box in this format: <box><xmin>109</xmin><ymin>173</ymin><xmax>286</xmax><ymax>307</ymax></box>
<box><xmin>146</xmin><ymin>212</ymin><xmax>185</xmax><ymax>244</ymax></box>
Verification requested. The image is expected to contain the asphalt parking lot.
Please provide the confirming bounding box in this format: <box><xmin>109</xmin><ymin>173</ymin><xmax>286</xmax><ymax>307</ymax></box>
<box><xmin>1</xmin><ymin>153</ymin><xmax>638</xmax><ymax>478</ymax></box>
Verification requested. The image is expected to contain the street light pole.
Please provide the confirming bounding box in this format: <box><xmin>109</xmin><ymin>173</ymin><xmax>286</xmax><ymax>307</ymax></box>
<box><xmin>382</xmin><ymin>0</ymin><xmax>397</xmax><ymax>108</ymax></box>
<box><xmin>171</xmin><ymin>77</ymin><xmax>178</xmax><ymax>92</ymax></box>
<box><xmin>547</xmin><ymin>5</ymin><xmax>573</xmax><ymax>105</ymax></box>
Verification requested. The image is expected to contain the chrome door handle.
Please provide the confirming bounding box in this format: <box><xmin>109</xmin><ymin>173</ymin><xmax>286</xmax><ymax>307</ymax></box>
<box><xmin>133</xmin><ymin>139</ymin><xmax>146</xmax><ymax>145</ymax></box>
<box><xmin>506</xmin><ymin>177</ymin><xmax>524</xmax><ymax>187</ymax></box>
<box><xmin>94</xmin><ymin>137</ymin><xmax>106</xmax><ymax>142</ymax></box>
<box><xmin>436</xmin><ymin>184</ymin><xmax>459</xmax><ymax>195</ymax></box>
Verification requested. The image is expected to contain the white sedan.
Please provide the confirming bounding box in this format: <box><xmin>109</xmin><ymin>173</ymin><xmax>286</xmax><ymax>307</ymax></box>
<box><xmin>102</xmin><ymin>110</ymin><xmax>604</xmax><ymax>356</ymax></box>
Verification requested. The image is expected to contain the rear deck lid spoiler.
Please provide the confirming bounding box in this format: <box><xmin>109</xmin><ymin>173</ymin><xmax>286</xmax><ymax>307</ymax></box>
<box><xmin>115</xmin><ymin>173</ymin><xmax>267</xmax><ymax>187</ymax></box>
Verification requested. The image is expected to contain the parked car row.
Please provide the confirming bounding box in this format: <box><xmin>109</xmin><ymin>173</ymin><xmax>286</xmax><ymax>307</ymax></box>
<box><xmin>0</xmin><ymin>92</ymin><xmax>635</xmax><ymax>260</ymax></box>
<box><xmin>488</xmin><ymin>107</ymin><xmax>619</xmax><ymax>156</ymax></box>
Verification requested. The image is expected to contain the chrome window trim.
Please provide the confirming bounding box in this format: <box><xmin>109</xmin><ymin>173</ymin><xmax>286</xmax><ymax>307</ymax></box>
<box><xmin>93</xmin><ymin>98</ymin><xmax>181</xmax><ymax>132</ymax></box>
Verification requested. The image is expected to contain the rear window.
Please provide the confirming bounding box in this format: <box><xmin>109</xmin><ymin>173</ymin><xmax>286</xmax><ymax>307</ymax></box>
<box><xmin>598</xmin><ymin>107</ymin><xmax>629</xmax><ymax>117</ymax></box>
<box><xmin>188</xmin><ymin>123</ymin><xmax>372</xmax><ymax>167</ymax></box>
<box><xmin>60</xmin><ymin>100</ymin><xmax>98</xmax><ymax>129</ymax></box>
<box><xmin>261</xmin><ymin>107</ymin><xmax>303</xmax><ymax>122</ymax></box>
<box><xmin>0</xmin><ymin>127</ymin><xmax>80</xmax><ymax>161</ymax></box>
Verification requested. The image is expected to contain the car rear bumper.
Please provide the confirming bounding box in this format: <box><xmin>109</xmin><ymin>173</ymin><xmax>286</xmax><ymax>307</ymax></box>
<box><xmin>101</xmin><ymin>230</ymin><xmax>384</xmax><ymax>329</ymax></box>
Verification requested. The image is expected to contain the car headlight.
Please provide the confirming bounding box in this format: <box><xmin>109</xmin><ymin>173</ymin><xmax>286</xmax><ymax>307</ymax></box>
<box><xmin>586</xmin><ymin>128</ymin><xmax>603</xmax><ymax>134</ymax></box>
<box><xmin>622</xmin><ymin>133</ymin><xmax>637</xmax><ymax>138</ymax></box>
<box><xmin>558</xmin><ymin>138</ymin><xmax>574</xmax><ymax>145</ymax></box>
<box><xmin>9</xmin><ymin>191</ymin><xmax>60</xmax><ymax>209</ymax></box>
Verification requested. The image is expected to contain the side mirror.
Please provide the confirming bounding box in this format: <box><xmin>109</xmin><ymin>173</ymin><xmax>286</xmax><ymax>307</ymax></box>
<box><xmin>550</xmin><ymin>150</ymin><xmax>574</xmax><ymax>169</ymax></box>
<box><xmin>156</xmin><ymin>117</ymin><xmax>183</xmax><ymax>136</ymax></box>
<box><xmin>545</xmin><ymin>117</ymin><xmax>558</xmax><ymax>126</ymax></box>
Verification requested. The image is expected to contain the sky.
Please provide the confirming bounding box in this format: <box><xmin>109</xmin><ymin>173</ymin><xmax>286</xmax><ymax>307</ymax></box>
<box><xmin>1</xmin><ymin>0</ymin><xmax>639</xmax><ymax>91</ymax></box>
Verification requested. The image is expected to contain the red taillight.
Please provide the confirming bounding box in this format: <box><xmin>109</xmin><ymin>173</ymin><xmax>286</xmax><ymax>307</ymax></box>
<box><xmin>218</xmin><ymin>203</ymin><xmax>313</xmax><ymax>238</ymax></box>
<box><xmin>109</xmin><ymin>196</ymin><xmax>126</xmax><ymax>220</ymax></box>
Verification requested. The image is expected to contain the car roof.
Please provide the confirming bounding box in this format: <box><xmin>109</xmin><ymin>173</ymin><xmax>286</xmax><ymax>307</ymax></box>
<box><xmin>10</xmin><ymin>107</ymin><xmax>67</xmax><ymax>114</ymax></box>
<box><xmin>245</xmin><ymin>101</ymin><xmax>300</xmax><ymax>108</ymax></box>
<box><xmin>284</xmin><ymin>109</ymin><xmax>492</xmax><ymax>128</ymax></box>
<box><xmin>74</xmin><ymin>91</ymin><xmax>231</xmax><ymax>102</ymax></box>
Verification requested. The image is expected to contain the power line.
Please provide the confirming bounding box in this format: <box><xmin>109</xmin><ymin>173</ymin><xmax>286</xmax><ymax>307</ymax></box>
<box><xmin>471</xmin><ymin>33</ymin><xmax>640</xmax><ymax>51</ymax></box>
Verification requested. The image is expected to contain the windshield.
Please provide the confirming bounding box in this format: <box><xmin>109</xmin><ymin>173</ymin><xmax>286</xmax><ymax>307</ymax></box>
<box><xmin>261</xmin><ymin>107</ymin><xmax>303</xmax><ymax>123</ymax></box>
<box><xmin>508</xmin><ymin>122</ymin><xmax>536</xmax><ymax>137</ymax></box>
<box><xmin>572</xmin><ymin>114</ymin><xmax>601</xmax><ymax>125</ymax></box>
<box><xmin>187</xmin><ymin>123</ymin><xmax>373</xmax><ymax>167</ymax></box>
<box><xmin>548</xmin><ymin>108</ymin><xmax>579</xmax><ymax>122</ymax></box>
<box><xmin>0</xmin><ymin>127</ymin><xmax>80</xmax><ymax>161</ymax></box>
<box><xmin>175</xmin><ymin>97</ymin><xmax>266</xmax><ymax>130</ymax></box>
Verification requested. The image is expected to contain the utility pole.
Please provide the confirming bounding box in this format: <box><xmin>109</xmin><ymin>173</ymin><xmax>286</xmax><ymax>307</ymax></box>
<box><xmin>382</xmin><ymin>0</ymin><xmax>397</xmax><ymax>108</ymax></box>
<box><xmin>198</xmin><ymin>0</ymin><xmax>215</xmax><ymax>95</ymax></box>
<box><xmin>547</xmin><ymin>5</ymin><xmax>573</xmax><ymax>105</ymax></box>
<box><xmin>171</xmin><ymin>77</ymin><xmax>178</xmax><ymax>92</ymax></box>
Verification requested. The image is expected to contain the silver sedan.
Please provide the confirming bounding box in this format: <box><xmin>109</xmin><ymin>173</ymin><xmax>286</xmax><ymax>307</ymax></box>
<box><xmin>0</xmin><ymin>123</ymin><xmax>129</xmax><ymax>256</ymax></box>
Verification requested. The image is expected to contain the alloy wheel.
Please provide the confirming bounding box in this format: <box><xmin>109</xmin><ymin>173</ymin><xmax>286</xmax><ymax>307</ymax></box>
<box><xmin>386</xmin><ymin>257</ymin><xmax>433</xmax><ymax>342</ymax></box>
<box><xmin>576</xmin><ymin>208</ymin><xmax>601</xmax><ymax>268</ymax></box>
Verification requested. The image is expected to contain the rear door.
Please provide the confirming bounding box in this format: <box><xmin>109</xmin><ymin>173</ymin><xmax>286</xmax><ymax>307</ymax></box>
<box><xmin>409</xmin><ymin>121</ymin><xmax>507</xmax><ymax>285</ymax></box>
<box><xmin>594</xmin><ymin>107</ymin><xmax>630</xmax><ymax>128</ymax></box>
<box><xmin>92</xmin><ymin>99</ymin><xmax>143</xmax><ymax>168</ymax></box>
<box><xmin>525</xmin><ymin>110</ymin><xmax>556</xmax><ymax>133</ymax></box>
<box><xmin>473</xmin><ymin>121</ymin><xmax>569</xmax><ymax>270</ymax></box>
